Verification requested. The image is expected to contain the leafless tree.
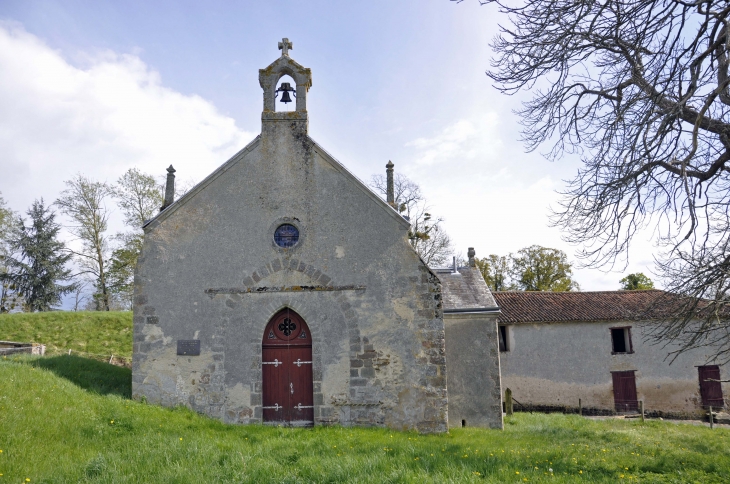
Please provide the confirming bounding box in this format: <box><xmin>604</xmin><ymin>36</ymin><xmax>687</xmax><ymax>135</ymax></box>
<box><xmin>370</xmin><ymin>173</ymin><xmax>454</xmax><ymax>266</ymax></box>
<box><xmin>465</xmin><ymin>0</ymin><xmax>730</xmax><ymax>361</ymax></box>
<box><xmin>72</xmin><ymin>280</ymin><xmax>89</xmax><ymax>311</ymax></box>
<box><xmin>56</xmin><ymin>175</ymin><xmax>114</xmax><ymax>311</ymax></box>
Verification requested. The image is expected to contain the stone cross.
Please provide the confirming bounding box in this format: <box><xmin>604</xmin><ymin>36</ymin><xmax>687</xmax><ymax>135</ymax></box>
<box><xmin>278</xmin><ymin>38</ymin><xmax>293</xmax><ymax>56</ymax></box>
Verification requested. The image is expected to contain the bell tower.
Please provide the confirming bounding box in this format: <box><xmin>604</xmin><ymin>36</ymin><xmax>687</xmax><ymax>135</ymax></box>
<box><xmin>258</xmin><ymin>38</ymin><xmax>313</xmax><ymax>134</ymax></box>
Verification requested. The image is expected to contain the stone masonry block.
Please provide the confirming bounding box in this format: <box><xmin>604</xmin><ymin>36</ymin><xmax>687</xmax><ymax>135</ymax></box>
<box><xmin>360</xmin><ymin>367</ymin><xmax>375</xmax><ymax>378</ymax></box>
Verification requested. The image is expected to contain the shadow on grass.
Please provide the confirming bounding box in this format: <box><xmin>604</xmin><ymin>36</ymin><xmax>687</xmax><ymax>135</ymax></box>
<box><xmin>26</xmin><ymin>355</ymin><xmax>131</xmax><ymax>398</ymax></box>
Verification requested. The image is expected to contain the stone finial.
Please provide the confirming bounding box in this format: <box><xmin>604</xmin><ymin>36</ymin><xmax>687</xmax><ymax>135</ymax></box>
<box><xmin>161</xmin><ymin>165</ymin><xmax>176</xmax><ymax>211</ymax></box>
<box><xmin>386</xmin><ymin>161</ymin><xmax>395</xmax><ymax>208</ymax></box>
<box><xmin>468</xmin><ymin>247</ymin><xmax>476</xmax><ymax>267</ymax></box>
<box><xmin>278</xmin><ymin>38</ymin><xmax>293</xmax><ymax>56</ymax></box>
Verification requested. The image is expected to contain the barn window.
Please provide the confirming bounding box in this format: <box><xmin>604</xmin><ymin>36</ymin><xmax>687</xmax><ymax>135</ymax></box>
<box><xmin>274</xmin><ymin>224</ymin><xmax>299</xmax><ymax>248</ymax></box>
<box><xmin>610</xmin><ymin>327</ymin><xmax>633</xmax><ymax>354</ymax></box>
<box><xmin>498</xmin><ymin>325</ymin><xmax>509</xmax><ymax>352</ymax></box>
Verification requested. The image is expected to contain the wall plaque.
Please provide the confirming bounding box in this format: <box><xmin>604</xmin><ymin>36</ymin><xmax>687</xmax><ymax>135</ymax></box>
<box><xmin>177</xmin><ymin>340</ymin><xmax>201</xmax><ymax>356</ymax></box>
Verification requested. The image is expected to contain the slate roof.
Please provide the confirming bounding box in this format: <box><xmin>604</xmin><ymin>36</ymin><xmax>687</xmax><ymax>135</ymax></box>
<box><xmin>492</xmin><ymin>290</ymin><xmax>676</xmax><ymax>323</ymax></box>
<box><xmin>434</xmin><ymin>267</ymin><xmax>500</xmax><ymax>313</ymax></box>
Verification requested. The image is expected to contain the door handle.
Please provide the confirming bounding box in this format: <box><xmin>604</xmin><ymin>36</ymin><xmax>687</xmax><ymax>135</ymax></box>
<box><xmin>290</xmin><ymin>382</ymin><xmax>294</xmax><ymax>394</ymax></box>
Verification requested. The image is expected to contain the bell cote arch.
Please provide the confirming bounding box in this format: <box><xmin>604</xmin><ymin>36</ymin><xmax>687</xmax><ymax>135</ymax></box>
<box><xmin>259</xmin><ymin>38</ymin><xmax>312</xmax><ymax>115</ymax></box>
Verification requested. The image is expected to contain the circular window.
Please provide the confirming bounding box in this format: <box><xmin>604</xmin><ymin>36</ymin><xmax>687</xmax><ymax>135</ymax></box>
<box><xmin>274</xmin><ymin>224</ymin><xmax>299</xmax><ymax>248</ymax></box>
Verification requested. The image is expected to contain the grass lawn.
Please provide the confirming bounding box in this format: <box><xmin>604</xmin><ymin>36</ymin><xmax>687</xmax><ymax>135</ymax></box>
<box><xmin>0</xmin><ymin>311</ymin><xmax>132</xmax><ymax>358</ymax></box>
<box><xmin>1</xmin><ymin>354</ymin><xmax>729</xmax><ymax>482</ymax></box>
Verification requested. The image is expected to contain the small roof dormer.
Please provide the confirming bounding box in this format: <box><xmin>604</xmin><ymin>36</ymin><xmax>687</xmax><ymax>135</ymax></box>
<box><xmin>259</xmin><ymin>38</ymin><xmax>313</xmax><ymax>132</ymax></box>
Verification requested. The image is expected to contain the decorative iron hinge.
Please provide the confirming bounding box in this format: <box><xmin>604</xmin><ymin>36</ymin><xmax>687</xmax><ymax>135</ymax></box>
<box><xmin>294</xmin><ymin>359</ymin><xmax>312</xmax><ymax>367</ymax></box>
<box><xmin>294</xmin><ymin>403</ymin><xmax>314</xmax><ymax>410</ymax></box>
<box><xmin>262</xmin><ymin>403</ymin><xmax>281</xmax><ymax>411</ymax></box>
<box><xmin>262</xmin><ymin>359</ymin><xmax>281</xmax><ymax>367</ymax></box>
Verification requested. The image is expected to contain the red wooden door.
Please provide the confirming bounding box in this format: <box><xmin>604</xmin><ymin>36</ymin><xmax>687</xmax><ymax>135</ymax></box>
<box><xmin>262</xmin><ymin>308</ymin><xmax>313</xmax><ymax>426</ymax></box>
<box><xmin>698</xmin><ymin>366</ymin><xmax>724</xmax><ymax>408</ymax></box>
<box><xmin>612</xmin><ymin>371</ymin><xmax>638</xmax><ymax>412</ymax></box>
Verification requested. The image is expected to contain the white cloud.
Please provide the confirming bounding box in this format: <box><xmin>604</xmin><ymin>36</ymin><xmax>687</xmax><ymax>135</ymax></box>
<box><xmin>400</xmin><ymin>114</ymin><xmax>660</xmax><ymax>290</ymax></box>
<box><xmin>405</xmin><ymin>113</ymin><xmax>501</xmax><ymax>167</ymax></box>
<box><xmin>0</xmin><ymin>22</ymin><xmax>255</xmax><ymax>219</ymax></box>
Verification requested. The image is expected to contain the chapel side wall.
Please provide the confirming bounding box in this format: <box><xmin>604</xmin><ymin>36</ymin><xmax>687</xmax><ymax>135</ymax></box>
<box><xmin>499</xmin><ymin>321</ymin><xmax>730</xmax><ymax>415</ymax></box>
<box><xmin>444</xmin><ymin>313</ymin><xmax>503</xmax><ymax>429</ymax></box>
<box><xmin>132</xmin><ymin>128</ymin><xmax>448</xmax><ymax>432</ymax></box>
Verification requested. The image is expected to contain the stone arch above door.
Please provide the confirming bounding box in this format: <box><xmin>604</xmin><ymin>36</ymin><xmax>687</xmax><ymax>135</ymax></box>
<box><xmin>242</xmin><ymin>257</ymin><xmax>334</xmax><ymax>288</ymax></box>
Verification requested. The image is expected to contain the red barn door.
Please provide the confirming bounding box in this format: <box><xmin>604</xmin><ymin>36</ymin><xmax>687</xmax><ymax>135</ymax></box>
<box><xmin>262</xmin><ymin>308</ymin><xmax>314</xmax><ymax>426</ymax></box>
<box><xmin>698</xmin><ymin>366</ymin><xmax>724</xmax><ymax>408</ymax></box>
<box><xmin>612</xmin><ymin>370</ymin><xmax>638</xmax><ymax>412</ymax></box>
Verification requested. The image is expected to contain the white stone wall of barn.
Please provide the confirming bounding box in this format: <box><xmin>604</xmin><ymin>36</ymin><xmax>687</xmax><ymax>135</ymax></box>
<box><xmin>499</xmin><ymin>320</ymin><xmax>730</xmax><ymax>416</ymax></box>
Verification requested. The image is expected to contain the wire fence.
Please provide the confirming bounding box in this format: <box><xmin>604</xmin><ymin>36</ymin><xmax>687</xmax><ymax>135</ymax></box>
<box><xmin>504</xmin><ymin>392</ymin><xmax>729</xmax><ymax>423</ymax></box>
<box><xmin>43</xmin><ymin>347</ymin><xmax>132</xmax><ymax>368</ymax></box>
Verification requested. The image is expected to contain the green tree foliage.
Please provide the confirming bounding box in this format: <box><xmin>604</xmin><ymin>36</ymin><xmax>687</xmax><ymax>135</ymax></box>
<box><xmin>475</xmin><ymin>254</ymin><xmax>513</xmax><ymax>292</ymax></box>
<box><xmin>114</xmin><ymin>168</ymin><xmax>164</xmax><ymax>228</ymax></box>
<box><xmin>56</xmin><ymin>175</ymin><xmax>114</xmax><ymax>311</ymax></box>
<box><xmin>620</xmin><ymin>273</ymin><xmax>655</xmax><ymax>291</ymax></box>
<box><xmin>2</xmin><ymin>200</ymin><xmax>75</xmax><ymax>311</ymax></box>
<box><xmin>0</xmin><ymin>193</ymin><xmax>21</xmax><ymax>312</ymax></box>
<box><xmin>107</xmin><ymin>233</ymin><xmax>142</xmax><ymax>309</ymax></box>
<box><xmin>107</xmin><ymin>169</ymin><xmax>164</xmax><ymax>309</ymax></box>
<box><xmin>510</xmin><ymin>245</ymin><xmax>579</xmax><ymax>292</ymax></box>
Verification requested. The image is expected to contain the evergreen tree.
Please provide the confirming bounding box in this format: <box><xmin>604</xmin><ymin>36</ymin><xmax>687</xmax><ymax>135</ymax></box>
<box><xmin>4</xmin><ymin>199</ymin><xmax>75</xmax><ymax>311</ymax></box>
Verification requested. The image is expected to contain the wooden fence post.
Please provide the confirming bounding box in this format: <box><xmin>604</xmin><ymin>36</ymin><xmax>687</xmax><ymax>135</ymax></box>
<box><xmin>640</xmin><ymin>400</ymin><xmax>644</xmax><ymax>423</ymax></box>
<box><xmin>505</xmin><ymin>388</ymin><xmax>513</xmax><ymax>416</ymax></box>
<box><xmin>710</xmin><ymin>406</ymin><xmax>714</xmax><ymax>429</ymax></box>
<box><xmin>579</xmin><ymin>398</ymin><xmax>582</xmax><ymax>416</ymax></box>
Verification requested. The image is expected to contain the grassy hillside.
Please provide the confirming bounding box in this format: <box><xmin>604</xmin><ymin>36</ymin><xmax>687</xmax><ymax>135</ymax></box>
<box><xmin>0</xmin><ymin>311</ymin><xmax>132</xmax><ymax>358</ymax></box>
<box><xmin>1</xmin><ymin>355</ymin><xmax>729</xmax><ymax>482</ymax></box>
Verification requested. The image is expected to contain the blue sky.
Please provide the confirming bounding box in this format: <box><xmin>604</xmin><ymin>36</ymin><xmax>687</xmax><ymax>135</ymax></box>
<box><xmin>0</xmin><ymin>0</ymin><xmax>657</xmax><ymax>292</ymax></box>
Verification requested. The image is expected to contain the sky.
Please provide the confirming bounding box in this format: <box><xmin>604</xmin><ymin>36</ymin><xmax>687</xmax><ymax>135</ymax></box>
<box><xmin>0</xmin><ymin>0</ymin><xmax>659</xmax><ymax>296</ymax></box>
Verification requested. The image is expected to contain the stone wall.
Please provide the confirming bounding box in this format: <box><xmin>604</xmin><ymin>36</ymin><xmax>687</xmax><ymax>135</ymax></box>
<box><xmin>132</xmin><ymin>117</ymin><xmax>448</xmax><ymax>432</ymax></box>
<box><xmin>444</xmin><ymin>313</ymin><xmax>503</xmax><ymax>429</ymax></box>
<box><xmin>0</xmin><ymin>341</ymin><xmax>46</xmax><ymax>356</ymax></box>
<box><xmin>500</xmin><ymin>320</ymin><xmax>730</xmax><ymax>415</ymax></box>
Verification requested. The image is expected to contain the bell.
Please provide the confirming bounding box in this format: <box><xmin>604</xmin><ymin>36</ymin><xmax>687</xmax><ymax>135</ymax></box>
<box><xmin>278</xmin><ymin>82</ymin><xmax>293</xmax><ymax>103</ymax></box>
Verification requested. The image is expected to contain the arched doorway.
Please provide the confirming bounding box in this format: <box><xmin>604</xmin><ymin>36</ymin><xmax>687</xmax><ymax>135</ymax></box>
<box><xmin>262</xmin><ymin>308</ymin><xmax>314</xmax><ymax>426</ymax></box>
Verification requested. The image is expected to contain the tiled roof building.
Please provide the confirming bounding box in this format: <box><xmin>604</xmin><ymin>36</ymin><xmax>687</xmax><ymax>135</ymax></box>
<box><xmin>493</xmin><ymin>290</ymin><xmax>675</xmax><ymax>323</ymax></box>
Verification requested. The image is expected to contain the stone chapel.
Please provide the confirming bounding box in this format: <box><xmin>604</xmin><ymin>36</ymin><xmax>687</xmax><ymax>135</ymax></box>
<box><xmin>132</xmin><ymin>39</ymin><xmax>503</xmax><ymax>432</ymax></box>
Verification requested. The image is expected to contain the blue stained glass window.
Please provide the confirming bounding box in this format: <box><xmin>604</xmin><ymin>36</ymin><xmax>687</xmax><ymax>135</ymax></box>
<box><xmin>274</xmin><ymin>224</ymin><xmax>299</xmax><ymax>248</ymax></box>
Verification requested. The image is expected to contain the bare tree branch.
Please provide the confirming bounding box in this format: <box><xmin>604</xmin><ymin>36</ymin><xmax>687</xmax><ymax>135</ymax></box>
<box><xmin>465</xmin><ymin>0</ymin><xmax>730</xmax><ymax>360</ymax></box>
